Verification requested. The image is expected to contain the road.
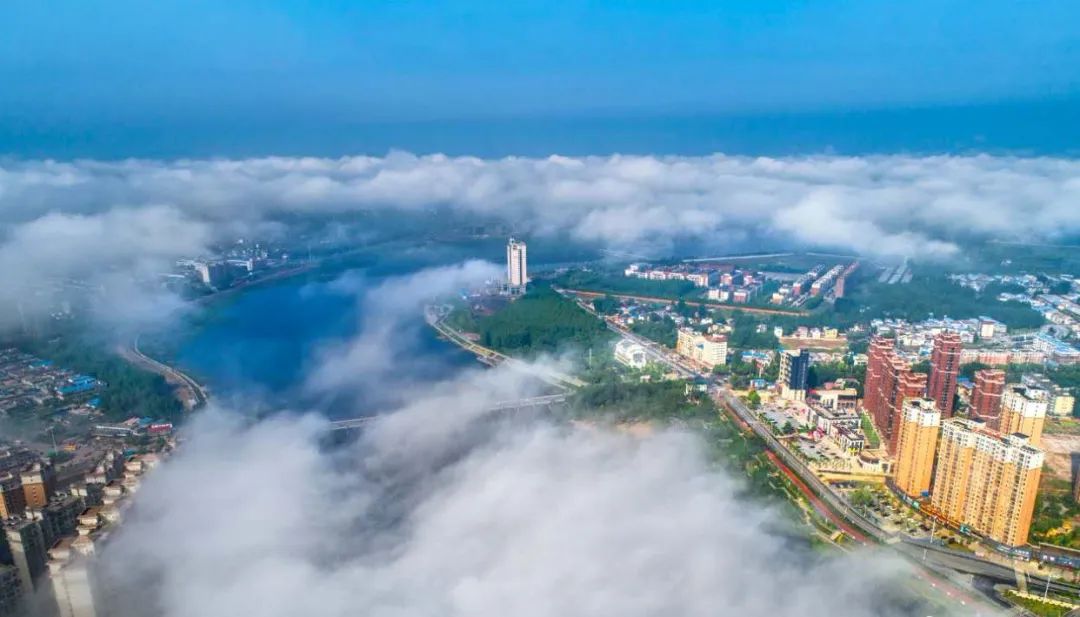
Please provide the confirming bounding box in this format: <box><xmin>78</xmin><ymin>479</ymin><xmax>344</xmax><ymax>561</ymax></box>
<box><xmin>426</xmin><ymin>305</ymin><xmax>586</xmax><ymax>390</ymax></box>
<box><xmin>119</xmin><ymin>336</ymin><xmax>209</xmax><ymax>408</ymax></box>
<box><xmin>560</xmin><ymin>290</ymin><xmax>1056</xmax><ymax>611</ymax></box>
<box><xmin>559</xmin><ymin>288</ymin><xmax>807</xmax><ymax>317</ymax></box>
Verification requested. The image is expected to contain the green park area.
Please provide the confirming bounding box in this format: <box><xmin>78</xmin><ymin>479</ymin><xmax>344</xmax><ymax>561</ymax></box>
<box><xmin>453</xmin><ymin>285</ymin><xmax>614</xmax><ymax>357</ymax></box>
<box><xmin>1004</xmin><ymin>590</ymin><xmax>1074</xmax><ymax>617</ymax></box>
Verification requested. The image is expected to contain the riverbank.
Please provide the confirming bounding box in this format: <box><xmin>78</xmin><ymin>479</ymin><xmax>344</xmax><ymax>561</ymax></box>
<box><xmin>117</xmin><ymin>336</ymin><xmax>209</xmax><ymax>410</ymax></box>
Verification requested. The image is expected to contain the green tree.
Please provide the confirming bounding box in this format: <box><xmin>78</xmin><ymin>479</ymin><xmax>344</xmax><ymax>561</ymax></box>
<box><xmin>745</xmin><ymin>390</ymin><xmax>761</xmax><ymax>409</ymax></box>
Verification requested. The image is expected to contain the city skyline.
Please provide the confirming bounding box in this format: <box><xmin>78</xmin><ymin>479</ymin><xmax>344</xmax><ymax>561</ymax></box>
<box><xmin>0</xmin><ymin>3</ymin><xmax>1079</xmax><ymax>616</ymax></box>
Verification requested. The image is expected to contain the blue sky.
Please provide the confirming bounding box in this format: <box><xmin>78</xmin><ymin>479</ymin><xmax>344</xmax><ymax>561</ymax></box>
<box><xmin>1</xmin><ymin>1</ymin><xmax>1078</xmax><ymax>156</ymax></box>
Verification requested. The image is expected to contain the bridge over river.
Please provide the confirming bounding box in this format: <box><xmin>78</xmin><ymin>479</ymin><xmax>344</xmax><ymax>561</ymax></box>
<box><xmin>328</xmin><ymin>393</ymin><xmax>569</xmax><ymax>432</ymax></box>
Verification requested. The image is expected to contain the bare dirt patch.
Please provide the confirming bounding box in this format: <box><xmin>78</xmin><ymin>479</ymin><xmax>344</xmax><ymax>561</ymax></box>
<box><xmin>1041</xmin><ymin>433</ymin><xmax>1080</xmax><ymax>482</ymax></box>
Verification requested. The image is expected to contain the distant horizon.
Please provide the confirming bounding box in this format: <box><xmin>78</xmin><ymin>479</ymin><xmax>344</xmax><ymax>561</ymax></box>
<box><xmin>4</xmin><ymin>95</ymin><xmax>1079</xmax><ymax>160</ymax></box>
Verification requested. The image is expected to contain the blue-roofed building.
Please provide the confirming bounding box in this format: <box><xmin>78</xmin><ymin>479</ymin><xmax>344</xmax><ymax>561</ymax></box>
<box><xmin>56</xmin><ymin>375</ymin><xmax>100</xmax><ymax>397</ymax></box>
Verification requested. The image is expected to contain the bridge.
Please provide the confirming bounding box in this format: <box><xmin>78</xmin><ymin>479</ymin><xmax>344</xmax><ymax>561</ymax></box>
<box><xmin>328</xmin><ymin>393</ymin><xmax>569</xmax><ymax>432</ymax></box>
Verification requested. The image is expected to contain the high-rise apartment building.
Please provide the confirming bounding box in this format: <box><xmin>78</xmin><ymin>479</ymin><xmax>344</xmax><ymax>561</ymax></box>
<box><xmin>970</xmin><ymin>369</ymin><xmax>1006</xmax><ymax>427</ymax></box>
<box><xmin>778</xmin><ymin>349</ymin><xmax>810</xmax><ymax>401</ymax></box>
<box><xmin>927</xmin><ymin>332</ymin><xmax>962</xmax><ymax>416</ymax></box>
<box><xmin>863</xmin><ymin>335</ymin><xmax>895</xmax><ymax>426</ymax></box>
<box><xmin>0</xmin><ymin>475</ymin><xmax>25</xmax><ymax>519</ymax></box>
<box><xmin>874</xmin><ymin>353</ymin><xmax>927</xmax><ymax>454</ymax></box>
<box><xmin>893</xmin><ymin>398</ymin><xmax>941</xmax><ymax>498</ymax></box>
<box><xmin>0</xmin><ymin>564</ymin><xmax>22</xmax><ymax>616</ymax></box>
<box><xmin>48</xmin><ymin>547</ymin><xmax>100</xmax><ymax>617</ymax></box>
<box><xmin>999</xmin><ymin>385</ymin><xmax>1049</xmax><ymax>447</ymax></box>
<box><xmin>3</xmin><ymin>520</ymin><xmax>48</xmax><ymax>594</ymax></box>
<box><xmin>930</xmin><ymin>418</ymin><xmax>1043</xmax><ymax>547</ymax></box>
<box><xmin>20</xmin><ymin>463</ymin><xmax>55</xmax><ymax>510</ymax></box>
<box><xmin>506</xmin><ymin>238</ymin><xmax>528</xmax><ymax>292</ymax></box>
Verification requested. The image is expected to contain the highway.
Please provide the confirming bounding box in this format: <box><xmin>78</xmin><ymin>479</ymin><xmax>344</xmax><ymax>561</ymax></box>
<box><xmin>119</xmin><ymin>335</ymin><xmax>209</xmax><ymax>408</ymax></box>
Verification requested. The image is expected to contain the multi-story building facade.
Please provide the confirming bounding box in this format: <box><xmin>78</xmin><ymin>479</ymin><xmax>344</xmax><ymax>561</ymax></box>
<box><xmin>863</xmin><ymin>335</ymin><xmax>894</xmax><ymax>424</ymax></box>
<box><xmin>970</xmin><ymin>369</ymin><xmax>1006</xmax><ymax>427</ymax></box>
<box><xmin>867</xmin><ymin>339</ymin><xmax>927</xmax><ymax>454</ymax></box>
<box><xmin>999</xmin><ymin>385</ymin><xmax>1049</xmax><ymax>446</ymax></box>
<box><xmin>2</xmin><ymin>519</ymin><xmax>48</xmax><ymax>594</ymax></box>
<box><xmin>20</xmin><ymin>463</ymin><xmax>55</xmax><ymax>510</ymax></box>
<box><xmin>675</xmin><ymin>328</ymin><xmax>728</xmax><ymax>369</ymax></box>
<box><xmin>0</xmin><ymin>565</ymin><xmax>22</xmax><ymax>617</ymax></box>
<box><xmin>778</xmin><ymin>349</ymin><xmax>810</xmax><ymax>401</ymax></box>
<box><xmin>893</xmin><ymin>398</ymin><xmax>941</xmax><ymax>498</ymax></box>
<box><xmin>930</xmin><ymin>418</ymin><xmax>1043</xmax><ymax>547</ymax></box>
<box><xmin>506</xmin><ymin>238</ymin><xmax>528</xmax><ymax>292</ymax></box>
<box><xmin>927</xmin><ymin>331</ymin><xmax>962</xmax><ymax>416</ymax></box>
<box><xmin>0</xmin><ymin>475</ymin><xmax>25</xmax><ymax>519</ymax></box>
<box><xmin>1022</xmin><ymin>373</ymin><xmax>1076</xmax><ymax>417</ymax></box>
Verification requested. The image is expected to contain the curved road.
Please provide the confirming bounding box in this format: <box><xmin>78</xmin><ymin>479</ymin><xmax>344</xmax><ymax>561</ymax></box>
<box><xmin>120</xmin><ymin>336</ymin><xmax>209</xmax><ymax>408</ymax></box>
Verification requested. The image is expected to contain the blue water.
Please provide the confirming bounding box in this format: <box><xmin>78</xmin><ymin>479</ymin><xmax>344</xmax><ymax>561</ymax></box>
<box><xmin>5</xmin><ymin>99</ymin><xmax>1079</xmax><ymax>159</ymax></box>
<box><xmin>173</xmin><ymin>268</ymin><xmax>476</xmax><ymax>409</ymax></box>
<box><xmin>170</xmin><ymin>239</ymin><xmax>600</xmax><ymax>411</ymax></box>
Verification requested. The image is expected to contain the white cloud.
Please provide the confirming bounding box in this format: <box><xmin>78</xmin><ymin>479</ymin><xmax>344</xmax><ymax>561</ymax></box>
<box><xmin>97</xmin><ymin>363</ymin><xmax>935</xmax><ymax>617</ymax></box>
<box><xmin>1</xmin><ymin>153</ymin><xmax>1076</xmax><ymax>260</ymax></box>
<box><xmin>1</xmin><ymin>151</ymin><xmax>1077</xmax><ymax>331</ymax></box>
<box><xmin>0</xmin><ymin>205</ymin><xmax>211</xmax><ymax>331</ymax></box>
<box><xmin>304</xmin><ymin>260</ymin><xmax>503</xmax><ymax>401</ymax></box>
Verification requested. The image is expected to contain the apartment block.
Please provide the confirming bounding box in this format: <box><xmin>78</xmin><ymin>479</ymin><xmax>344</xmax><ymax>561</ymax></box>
<box><xmin>999</xmin><ymin>385</ymin><xmax>1049</xmax><ymax>447</ymax></box>
<box><xmin>778</xmin><ymin>349</ymin><xmax>810</xmax><ymax>401</ymax></box>
<box><xmin>893</xmin><ymin>398</ymin><xmax>941</xmax><ymax>498</ymax></box>
<box><xmin>675</xmin><ymin>328</ymin><xmax>728</xmax><ymax>369</ymax></box>
<box><xmin>927</xmin><ymin>331</ymin><xmax>962</xmax><ymax>416</ymax></box>
<box><xmin>930</xmin><ymin>418</ymin><xmax>1043</xmax><ymax>547</ymax></box>
<box><xmin>970</xmin><ymin>369</ymin><xmax>1006</xmax><ymax>427</ymax></box>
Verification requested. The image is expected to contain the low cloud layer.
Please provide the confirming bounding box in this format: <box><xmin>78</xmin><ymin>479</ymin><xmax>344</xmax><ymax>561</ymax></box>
<box><xmin>98</xmin><ymin>367</ymin><xmax>934</xmax><ymax>617</ymax></box>
<box><xmin>1</xmin><ymin>151</ymin><xmax>1077</xmax><ymax>332</ymax></box>
<box><xmin>89</xmin><ymin>263</ymin><xmax>962</xmax><ymax>616</ymax></box>
<box><xmin>305</xmin><ymin>259</ymin><xmax>502</xmax><ymax>405</ymax></box>
<box><xmin>2</xmin><ymin>153</ymin><xmax>1078</xmax><ymax>258</ymax></box>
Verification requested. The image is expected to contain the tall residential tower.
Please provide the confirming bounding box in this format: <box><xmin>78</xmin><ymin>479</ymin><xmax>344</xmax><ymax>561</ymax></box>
<box><xmin>970</xmin><ymin>369</ymin><xmax>1006</xmax><ymax>427</ymax></box>
<box><xmin>927</xmin><ymin>331</ymin><xmax>962</xmax><ymax>416</ymax></box>
<box><xmin>930</xmin><ymin>418</ymin><xmax>1043</xmax><ymax>547</ymax></box>
<box><xmin>506</xmin><ymin>238</ymin><xmax>528</xmax><ymax>293</ymax></box>
<box><xmin>893</xmin><ymin>398</ymin><xmax>941</xmax><ymax>498</ymax></box>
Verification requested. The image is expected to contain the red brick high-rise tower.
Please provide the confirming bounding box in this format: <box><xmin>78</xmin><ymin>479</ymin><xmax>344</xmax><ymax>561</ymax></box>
<box><xmin>971</xmin><ymin>368</ymin><xmax>1006</xmax><ymax>429</ymax></box>
<box><xmin>864</xmin><ymin>335</ymin><xmax>895</xmax><ymax>425</ymax></box>
<box><xmin>927</xmin><ymin>331</ymin><xmax>962</xmax><ymax>416</ymax></box>
<box><xmin>863</xmin><ymin>334</ymin><xmax>930</xmax><ymax>454</ymax></box>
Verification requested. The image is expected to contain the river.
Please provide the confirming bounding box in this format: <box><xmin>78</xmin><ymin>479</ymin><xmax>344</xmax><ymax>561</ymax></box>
<box><xmin>167</xmin><ymin>238</ymin><xmax>601</xmax><ymax>414</ymax></box>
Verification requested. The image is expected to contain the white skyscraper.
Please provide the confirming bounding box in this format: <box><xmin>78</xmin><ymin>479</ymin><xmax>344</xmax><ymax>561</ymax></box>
<box><xmin>506</xmin><ymin>238</ymin><xmax>527</xmax><ymax>292</ymax></box>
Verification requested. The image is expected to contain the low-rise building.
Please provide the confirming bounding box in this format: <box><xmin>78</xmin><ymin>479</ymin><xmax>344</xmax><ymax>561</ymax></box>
<box><xmin>613</xmin><ymin>339</ymin><xmax>648</xmax><ymax>369</ymax></box>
